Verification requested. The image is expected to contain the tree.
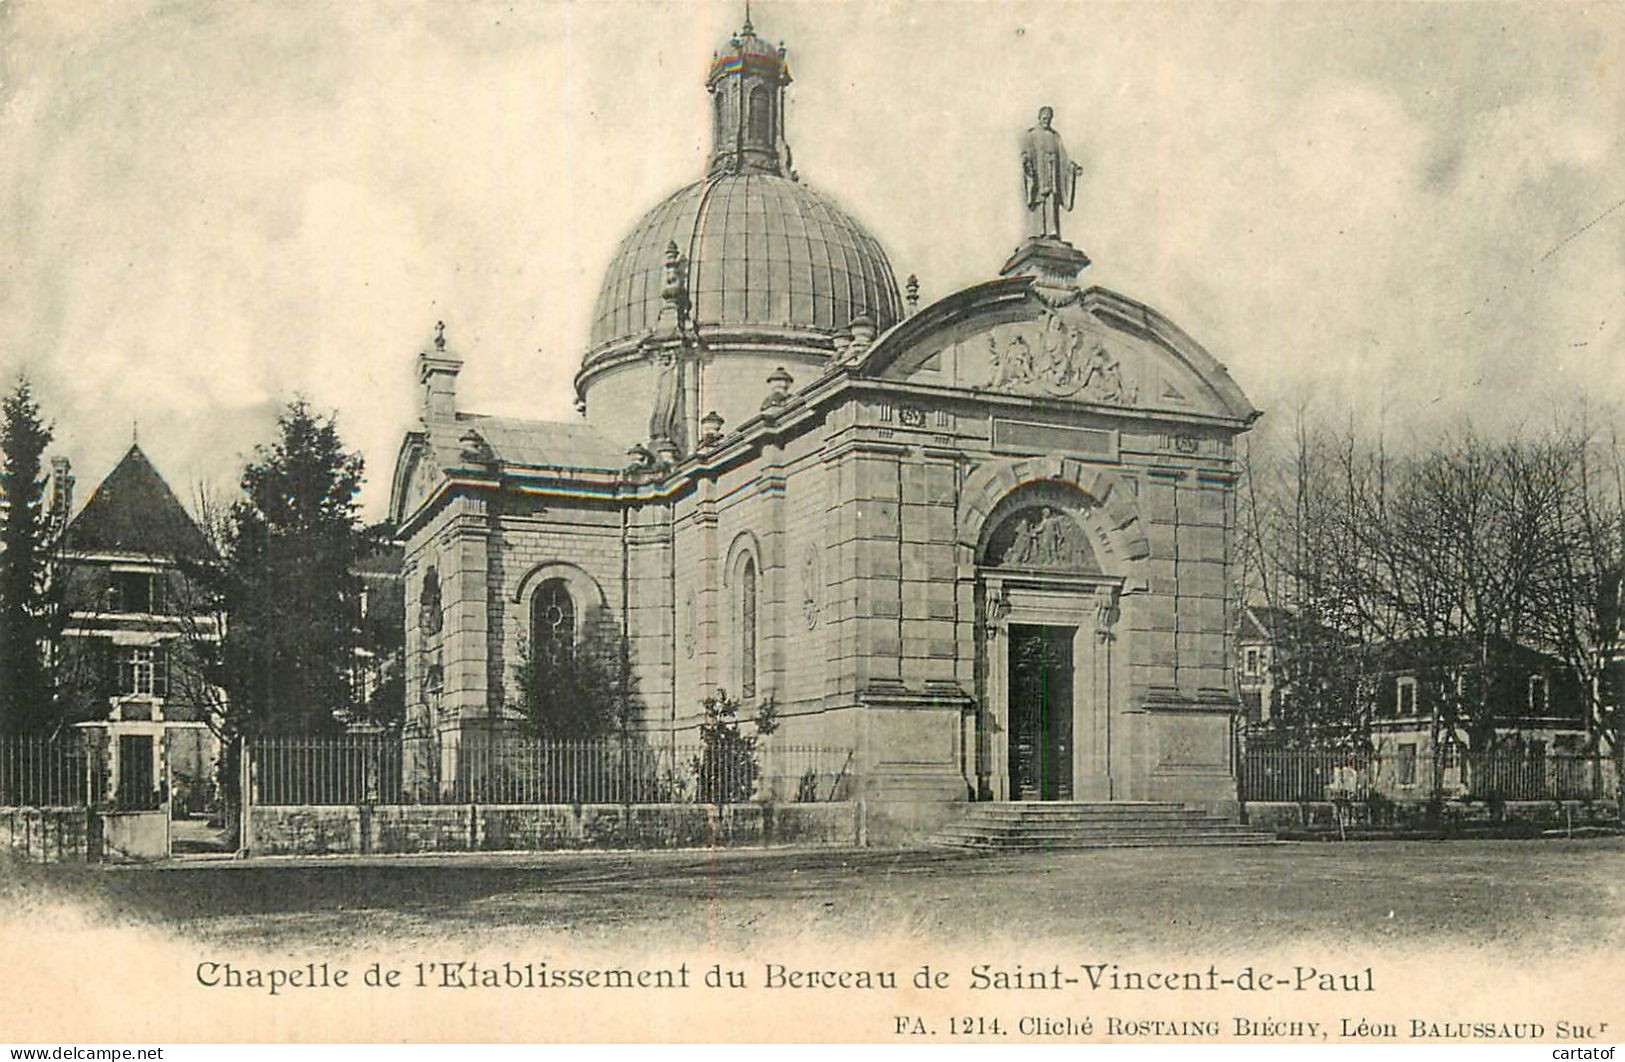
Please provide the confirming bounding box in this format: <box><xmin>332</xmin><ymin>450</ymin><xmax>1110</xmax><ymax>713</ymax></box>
<box><xmin>1236</xmin><ymin>410</ymin><xmax>1377</xmax><ymax>746</ymax></box>
<box><xmin>0</xmin><ymin>379</ymin><xmax>63</xmax><ymax>736</ymax></box>
<box><xmin>512</xmin><ymin>618</ymin><xmax>634</xmax><ymax>741</ymax></box>
<box><xmin>212</xmin><ymin>399</ymin><xmax>367</xmax><ymax>738</ymax></box>
<box><xmin>346</xmin><ymin>521</ymin><xmax>406</xmax><ymax>727</ymax></box>
<box><xmin>1241</xmin><ymin>402</ymin><xmax>1620</xmax><ymax>778</ymax></box>
<box><xmin>692</xmin><ymin>688</ymin><xmax>778</xmax><ymax>804</ymax></box>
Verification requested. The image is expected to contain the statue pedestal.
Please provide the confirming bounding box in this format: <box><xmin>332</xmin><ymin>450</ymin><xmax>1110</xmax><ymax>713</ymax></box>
<box><xmin>1001</xmin><ymin>237</ymin><xmax>1091</xmax><ymax>282</ymax></box>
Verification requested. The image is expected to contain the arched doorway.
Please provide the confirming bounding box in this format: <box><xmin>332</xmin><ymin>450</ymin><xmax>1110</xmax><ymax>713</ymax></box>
<box><xmin>977</xmin><ymin>483</ymin><xmax>1122</xmax><ymax>802</ymax></box>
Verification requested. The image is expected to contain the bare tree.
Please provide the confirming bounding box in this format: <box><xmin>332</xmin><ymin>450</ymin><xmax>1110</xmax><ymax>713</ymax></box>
<box><xmin>1242</xmin><ymin>400</ymin><xmax>1620</xmax><ymax>785</ymax></box>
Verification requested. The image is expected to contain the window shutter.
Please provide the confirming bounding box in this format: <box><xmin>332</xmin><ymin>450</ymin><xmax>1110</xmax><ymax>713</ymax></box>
<box><xmin>118</xmin><ymin>648</ymin><xmax>134</xmax><ymax>696</ymax></box>
<box><xmin>151</xmin><ymin>573</ymin><xmax>167</xmax><ymax>615</ymax></box>
<box><xmin>100</xmin><ymin>638</ymin><xmax>119</xmax><ymax>695</ymax></box>
<box><xmin>154</xmin><ymin>646</ymin><xmax>170</xmax><ymax>699</ymax></box>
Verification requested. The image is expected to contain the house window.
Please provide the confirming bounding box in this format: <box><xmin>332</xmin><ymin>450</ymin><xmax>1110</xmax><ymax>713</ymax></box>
<box><xmin>107</xmin><ymin>571</ymin><xmax>163</xmax><ymax>614</ymax></box>
<box><xmin>739</xmin><ymin>556</ymin><xmax>758</xmax><ymax>701</ymax></box>
<box><xmin>1396</xmin><ymin>676</ymin><xmax>1418</xmax><ymax>716</ymax></box>
<box><xmin>531</xmin><ymin>579</ymin><xmax>576</xmax><ymax>661</ymax></box>
<box><xmin>118</xmin><ymin>646</ymin><xmax>169</xmax><ymax>698</ymax></box>
<box><xmin>1243</xmin><ymin>647</ymin><xmax>1261</xmax><ymax>677</ymax></box>
<box><xmin>1397</xmin><ymin>743</ymin><xmax>1417</xmax><ymax>786</ymax></box>
<box><xmin>1528</xmin><ymin>674</ymin><xmax>1549</xmax><ymax>714</ymax></box>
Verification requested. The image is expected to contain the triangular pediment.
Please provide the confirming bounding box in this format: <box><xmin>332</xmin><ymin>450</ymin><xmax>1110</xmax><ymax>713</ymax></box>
<box><xmin>858</xmin><ymin>277</ymin><xmax>1258</xmax><ymax>423</ymax></box>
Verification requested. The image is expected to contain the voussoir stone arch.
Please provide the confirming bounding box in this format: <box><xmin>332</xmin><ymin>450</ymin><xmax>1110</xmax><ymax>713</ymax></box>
<box><xmin>957</xmin><ymin>456</ymin><xmax>1151</xmax><ymax>585</ymax></box>
<box><xmin>511</xmin><ymin>560</ymin><xmax>608</xmax><ymax>615</ymax></box>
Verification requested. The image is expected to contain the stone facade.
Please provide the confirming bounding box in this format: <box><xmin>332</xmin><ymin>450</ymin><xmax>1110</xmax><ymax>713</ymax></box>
<box><xmin>388</xmin><ymin>15</ymin><xmax>1258</xmax><ymax>841</ymax></box>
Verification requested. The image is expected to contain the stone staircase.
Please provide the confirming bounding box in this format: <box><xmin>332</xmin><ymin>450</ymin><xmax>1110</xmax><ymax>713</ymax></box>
<box><xmin>927</xmin><ymin>801</ymin><xmax>1278</xmax><ymax>851</ymax></box>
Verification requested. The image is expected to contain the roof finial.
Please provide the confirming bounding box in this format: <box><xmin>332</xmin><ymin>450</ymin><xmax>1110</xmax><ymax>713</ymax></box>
<box><xmin>742</xmin><ymin>0</ymin><xmax>754</xmax><ymax>34</ymax></box>
<box><xmin>132</xmin><ymin>419</ymin><xmax>139</xmax><ymax>445</ymax></box>
<box><xmin>435</xmin><ymin>320</ymin><xmax>446</xmax><ymax>351</ymax></box>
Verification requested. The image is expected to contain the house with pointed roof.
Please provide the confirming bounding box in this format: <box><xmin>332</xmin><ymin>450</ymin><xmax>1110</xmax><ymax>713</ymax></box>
<box><xmin>56</xmin><ymin>444</ymin><xmax>222</xmax><ymax>816</ymax></box>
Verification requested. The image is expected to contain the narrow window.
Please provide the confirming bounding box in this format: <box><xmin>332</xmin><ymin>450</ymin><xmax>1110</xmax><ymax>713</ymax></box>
<box><xmin>1397</xmin><ymin>743</ymin><xmax>1417</xmax><ymax>786</ymax></box>
<box><xmin>740</xmin><ymin>556</ymin><xmax>758</xmax><ymax>700</ymax></box>
<box><xmin>1243</xmin><ymin>647</ymin><xmax>1260</xmax><ymax>677</ymax></box>
<box><xmin>1396</xmin><ymin>676</ymin><xmax>1417</xmax><ymax>716</ymax></box>
<box><xmin>1528</xmin><ymin>674</ymin><xmax>1549</xmax><ymax>714</ymax></box>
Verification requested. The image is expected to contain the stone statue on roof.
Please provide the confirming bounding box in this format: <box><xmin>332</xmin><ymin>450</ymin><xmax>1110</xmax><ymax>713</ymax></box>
<box><xmin>1022</xmin><ymin>106</ymin><xmax>1084</xmax><ymax>242</ymax></box>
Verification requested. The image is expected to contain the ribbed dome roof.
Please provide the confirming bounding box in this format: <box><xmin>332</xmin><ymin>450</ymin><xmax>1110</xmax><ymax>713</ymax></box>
<box><xmin>586</xmin><ymin>172</ymin><xmax>902</xmax><ymax>359</ymax></box>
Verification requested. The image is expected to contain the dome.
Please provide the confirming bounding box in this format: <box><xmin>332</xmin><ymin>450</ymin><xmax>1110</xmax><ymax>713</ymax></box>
<box><xmin>585</xmin><ymin>172</ymin><xmax>902</xmax><ymax>360</ymax></box>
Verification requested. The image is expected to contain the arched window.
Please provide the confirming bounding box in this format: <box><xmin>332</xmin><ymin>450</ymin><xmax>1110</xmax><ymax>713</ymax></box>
<box><xmin>531</xmin><ymin>578</ymin><xmax>576</xmax><ymax>662</ymax></box>
<box><xmin>739</xmin><ymin>556</ymin><xmax>758</xmax><ymax>700</ymax></box>
<box><xmin>747</xmin><ymin>84</ymin><xmax>771</xmax><ymax>145</ymax></box>
<box><xmin>713</xmin><ymin>89</ymin><xmax>729</xmax><ymax>149</ymax></box>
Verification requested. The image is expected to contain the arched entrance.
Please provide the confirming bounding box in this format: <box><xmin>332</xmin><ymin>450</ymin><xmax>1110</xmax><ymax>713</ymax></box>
<box><xmin>976</xmin><ymin>483</ymin><xmax>1122</xmax><ymax>801</ymax></box>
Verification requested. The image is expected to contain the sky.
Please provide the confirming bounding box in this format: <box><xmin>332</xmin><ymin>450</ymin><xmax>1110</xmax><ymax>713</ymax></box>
<box><xmin>2</xmin><ymin>0</ymin><xmax>1622</xmax><ymax>520</ymax></box>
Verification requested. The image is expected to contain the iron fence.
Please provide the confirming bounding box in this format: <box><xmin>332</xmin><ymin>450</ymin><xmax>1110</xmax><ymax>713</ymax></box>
<box><xmin>1239</xmin><ymin>747</ymin><xmax>1372</xmax><ymax>802</ymax></box>
<box><xmin>249</xmin><ymin>734</ymin><xmax>854</xmax><ymax>807</ymax></box>
<box><xmin>1240</xmin><ymin>745</ymin><xmax>1619</xmax><ymax>804</ymax></box>
<box><xmin>0</xmin><ymin>736</ymin><xmax>104</xmax><ymax>807</ymax></box>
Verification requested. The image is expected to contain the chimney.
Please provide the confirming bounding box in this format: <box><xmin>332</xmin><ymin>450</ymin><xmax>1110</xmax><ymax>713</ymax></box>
<box><xmin>417</xmin><ymin>320</ymin><xmax>463</xmax><ymax>429</ymax></box>
<box><xmin>49</xmin><ymin>456</ymin><xmax>74</xmax><ymax>532</ymax></box>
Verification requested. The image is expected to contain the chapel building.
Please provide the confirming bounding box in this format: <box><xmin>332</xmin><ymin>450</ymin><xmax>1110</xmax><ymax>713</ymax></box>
<box><xmin>388</xmin><ymin>15</ymin><xmax>1259</xmax><ymax>839</ymax></box>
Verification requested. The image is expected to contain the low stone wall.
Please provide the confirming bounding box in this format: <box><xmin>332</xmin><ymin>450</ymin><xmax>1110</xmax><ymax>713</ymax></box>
<box><xmin>1244</xmin><ymin>799</ymin><xmax>1620</xmax><ymax>832</ymax></box>
<box><xmin>248</xmin><ymin>805</ymin><xmax>360</xmax><ymax>856</ymax></box>
<box><xmin>249</xmin><ymin>802</ymin><xmax>861</xmax><ymax>856</ymax></box>
<box><xmin>1</xmin><ymin>807</ymin><xmax>96</xmax><ymax>864</ymax></box>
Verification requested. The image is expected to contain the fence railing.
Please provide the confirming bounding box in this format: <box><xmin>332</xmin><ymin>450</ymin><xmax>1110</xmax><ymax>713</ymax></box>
<box><xmin>1240</xmin><ymin>746</ymin><xmax>1619</xmax><ymax>804</ymax></box>
<box><xmin>1239</xmin><ymin>747</ymin><xmax>1371</xmax><ymax>803</ymax></box>
<box><xmin>249</xmin><ymin>734</ymin><xmax>854</xmax><ymax>807</ymax></box>
<box><xmin>0</xmin><ymin>736</ymin><xmax>104</xmax><ymax>808</ymax></box>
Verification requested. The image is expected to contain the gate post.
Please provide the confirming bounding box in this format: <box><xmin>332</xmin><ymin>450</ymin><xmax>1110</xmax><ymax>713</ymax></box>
<box><xmin>238</xmin><ymin>736</ymin><xmax>254</xmax><ymax>858</ymax></box>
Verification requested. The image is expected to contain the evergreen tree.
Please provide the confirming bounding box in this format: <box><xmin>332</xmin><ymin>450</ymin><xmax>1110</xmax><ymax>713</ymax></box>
<box><xmin>513</xmin><ymin>624</ymin><xmax>633</xmax><ymax>741</ymax></box>
<box><xmin>215</xmin><ymin>399</ymin><xmax>366</xmax><ymax>736</ymax></box>
<box><xmin>0</xmin><ymin>379</ymin><xmax>62</xmax><ymax>736</ymax></box>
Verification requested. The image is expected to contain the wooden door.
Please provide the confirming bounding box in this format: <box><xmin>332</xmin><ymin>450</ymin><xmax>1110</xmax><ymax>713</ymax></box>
<box><xmin>1008</xmin><ymin>625</ymin><xmax>1075</xmax><ymax>800</ymax></box>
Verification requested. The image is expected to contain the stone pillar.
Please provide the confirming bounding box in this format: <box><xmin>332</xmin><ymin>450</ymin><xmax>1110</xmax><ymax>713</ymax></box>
<box><xmin>438</xmin><ymin>499</ymin><xmax>493</xmax><ymax>797</ymax></box>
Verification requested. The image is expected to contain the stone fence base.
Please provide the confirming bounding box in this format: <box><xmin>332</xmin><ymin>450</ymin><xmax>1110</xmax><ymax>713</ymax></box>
<box><xmin>1244</xmin><ymin>799</ymin><xmax>1620</xmax><ymax>832</ymax></box>
<box><xmin>247</xmin><ymin>802</ymin><xmax>861</xmax><ymax>857</ymax></box>
<box><xmin>2</xmin><ymin>807</ymin><xmax>97</xmax><ymax>864</ymax></box>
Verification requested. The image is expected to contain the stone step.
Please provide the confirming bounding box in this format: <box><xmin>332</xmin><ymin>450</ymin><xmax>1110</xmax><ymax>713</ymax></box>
<box><xmin>936</xmin><ymin>818</ymin><xmax>1262</xmax><ymax>832</ymax></box>
<box><xmin>937</xmin><ymin>814</ymin><xmax>1258</xmax><ymax>830</ymax></box>
<box><xmin>933</xmin><ymin>826</ymin><xmax>1266</xmax><ymax>843</ymax></box>
<box><xmin>926</xmin><ymin>801</ymin><xmax>1278</xmax><ymax>851</ymax></box>
<box><xmin>929</xmin><ymin>834</ymin><xmax>1278</xmax><ymax>850</ymax></box>
<box><xmin>949</xmin><ymin>815</ymin><xmax>1222</xmax><ymax>831</ymax></box>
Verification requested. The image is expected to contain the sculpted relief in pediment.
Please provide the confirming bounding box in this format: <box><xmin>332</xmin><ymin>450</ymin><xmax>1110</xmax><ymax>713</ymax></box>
<box><xmin>874</xmin><ymin>285</ymin><xmax>1250</xmax><ymax>420</ymax></box>
<box><xmin>984</xmin><ymin>311</ymin><xmax>1140</xmax><ymax>405</ymax></box>
<box><xmin>405</xmin><ymin>447</ymin><xmax>444</xmax><ymax>511</ymax></box>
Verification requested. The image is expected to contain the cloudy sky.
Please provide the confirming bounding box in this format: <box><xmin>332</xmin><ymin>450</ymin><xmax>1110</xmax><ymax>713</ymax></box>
<box><xmin>2</xmin><ymin>0</ymin><xmax>1621</xmax><ymax>518</ymax></box>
